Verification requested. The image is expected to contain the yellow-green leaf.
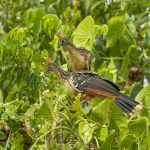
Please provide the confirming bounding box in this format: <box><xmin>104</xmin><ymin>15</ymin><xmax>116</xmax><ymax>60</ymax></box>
<box><xmin>73</xmin><ymin>16</ymin><xmax>95</xmax><ymax>50</ymax></box>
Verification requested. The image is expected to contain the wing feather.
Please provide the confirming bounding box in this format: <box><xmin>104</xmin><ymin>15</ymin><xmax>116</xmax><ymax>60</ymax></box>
<box><xmin>84</xmin><ymin>87</ymin><xmax>118</xmax><ymax>98</ymax></box>
<box><xmin>70</xmin><ymin>72</ymin><xmax>120</xmax><ymax>98</ymax></box>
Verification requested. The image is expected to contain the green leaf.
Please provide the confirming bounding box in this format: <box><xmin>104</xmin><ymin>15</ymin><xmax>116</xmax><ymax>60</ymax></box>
<box><xmin>106</xmin><ymin>16</ymin><xmax>124</xmax><ymax>48</ymax></box>
<box><xmin>94</xmin><ymin>24</ymin><xmax>108</xmax><ymax>36</ymax></box>
<box><xmin>0</xmin><ymin>65</ymin><xmax>13</xmax><ymax>84</ymax></box>
<box><xmin>120</xmin><ymin>45</ymin><xmax>138</xmax><ymax>80</ymax></box>
<box><xmin>23</xmin><ymin>8</ymin><xmax>45</xmax><ymax>34</ymax></box>
<box><xmin>42</xmin><ymin>14</ymin><xmax>62</xmax><ymax>37</ymax></box>
<box><xmin>41</xmin><ymin>49</ymin><xmax>49</xmax><ymax>59</ymax></box>
<box><xmin>98</xmin><ymin>58</ymin><xmax>117</xmax><ymax>82</ymax></box>
<box><xmin>0</xmin><ymin>89</ymin><xmax>3</xmax><ymax>103</ymax></box>
<box><xmin>5</xmin><ymin>84</ymin><xmax>19</xmax><ymax>102</ymax></box>
<box><xmin>128</xmin><ymin>117</ymin><xmax>147</xmax><ymax>136</ymax></box>
<box><xmin>49</xmin><ymin>36</ymin><xmax>59</xmax><ymax>52</ymax></box>
<box><xmin>119</xmin><ymin>117</ymin><xmax>147</xmax><ymax>149</ymax></box>
<box><xmin>111</xmin><ymin>104</ymin><xmax>128</xmax><ymax>131</ymax></box>
<box><xmin>11</xmin><ymin>132</ymin><xmax>24</xmax><ymax>150</ymax></box>
<box><xmin>4</xmin><ymin>26</ymin><xmax>26</xmax><ymax>41</ymax></box>
<box><xmin>142</xmin><ymin>130</ymin><xmax>150</xmax><ymax>150</ymax></box>
<box><xmin>68</xmin><ymin>93</ymin><xmax>82</xmax><ymax>117</ymax></box>
<box><xmin>0</xmin><ymin>22</ymin><xmax>5</xmax><ymax>39</ymax></box>
<box><xmin>37</xmin><ymin>100</ymin><xmax>53</xmax><ymax>121</ymax></box>
<box><xmin>100</xmin><ymin>126</ymin><xmax>108</xmax><ymax>142</ymax></box>
<box><xmin>78</xmin><ymin>120</ymin><xmax>93</xmax><ymax>144</ymax></box>
<box><xmin>32</xmin><ymin>8</ymin><xmax>45</xmax><ymax>33</ymax></box>
<box><xmin>126</xmin><ymin>20</ymin><xmax>137</xmax><ymax>36</ymax></box>
<box><xmin>136</xmin><ymin>85</ymin><xmax>150</xmax><ymax>119</ymax></box>
<box><xmin>136</xmin><ymin>84</ymin><xmax>150</xmax><ymax>105</ymax></box>
<box><xmin>73</xmin><ymin>16</ymin><xmax>95</xmax><ymax>50</ymax></box>
<box><xmin>120</xmin><ymin>55</ymin><xmax>129</xmax><ymax>80</ymax></box>
<box><xmin>92</xmin><ymin>99</ymin><xmax>111</xmax><ymax>124</ymax></box>
<box><xmin>0</xmin><ymin>130</ymin><xmax>7</xmax><ymax>140</ymax></box>
<box><xmin>100</xmin><ymin>130</ymin><xmax>115</xmax><ymax>150</ymax></box>
<box><xmin>118</xmin><ymin>134</ymin><xmax>137</xmax><ymax>149</ymax></box>
<box><xmin>3</xmin><ymin>27</ymin><xmax>27</xmax><ymax>50</ymax></box>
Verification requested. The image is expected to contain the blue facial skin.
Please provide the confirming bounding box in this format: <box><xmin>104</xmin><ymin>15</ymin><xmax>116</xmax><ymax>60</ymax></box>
<box><xmin>59</xmin><ymin>39</ymin><xmax>68</xmax><ymax>46</ymax></box>
<box><xmin>46</xmin><ymin>64</ymin><xmax>55</xmax><ymax>72</ymax></box>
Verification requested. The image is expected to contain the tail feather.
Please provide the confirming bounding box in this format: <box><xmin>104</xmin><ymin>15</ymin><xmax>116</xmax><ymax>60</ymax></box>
<box><xmin>116</xmin><ymin>99</ymin><xmax>133</xmax><ymax>112</ymax></box>
<box><xmin>115</xmin><ymin>94</ymin><xmax>142</xmax><ymax>113</ymax></box>
<box><xmin>115</xmin><ymin>100</ymin><xmax>130</xmax><ymax>113</ymax></box>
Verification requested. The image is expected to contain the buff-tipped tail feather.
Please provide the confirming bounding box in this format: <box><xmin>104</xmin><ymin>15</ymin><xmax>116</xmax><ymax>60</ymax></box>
<box><xmin>115</xmin><ymin>94</ymin><xmax>142</xmax><ymax>113</ymax></box>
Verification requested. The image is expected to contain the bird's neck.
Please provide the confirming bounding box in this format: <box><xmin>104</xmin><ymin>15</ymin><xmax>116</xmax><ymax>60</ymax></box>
<box><xmin>66</xmin><ymin>42</ymin><xmax>78</xmax><ymax>55</ymax></box>
<box><xmin>54</xmin><ymin>65</ymin><xmax>70</xmax><ymax>81</ymax></box>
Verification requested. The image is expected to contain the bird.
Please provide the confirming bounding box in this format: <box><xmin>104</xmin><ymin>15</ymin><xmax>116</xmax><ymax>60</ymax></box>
<box><xmin>46</xmin><ymin>60</ymin><xmax>142</xmax><ymax>113</ymax></box>
<box><xmin>56</xmin><ymin>32</ymin><xmax>91</xmax><ymax>72</ymax></box>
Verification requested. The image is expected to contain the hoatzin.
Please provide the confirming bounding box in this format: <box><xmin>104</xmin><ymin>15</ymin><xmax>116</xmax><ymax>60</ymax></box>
<box><xmin>57</xmin><ymin>32</ymin><xmax>91</xmax><ymax>72</ymax></box>
<box><xmin>46</xmin><ymin>60</ymin><xmax>142</xmax><ymax>113</ymax></box>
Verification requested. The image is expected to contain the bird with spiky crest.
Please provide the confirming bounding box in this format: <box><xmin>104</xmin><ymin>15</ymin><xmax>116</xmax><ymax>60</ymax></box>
<box><xmin>46</xmin><ymin>59</ymin><xmax>142</xmax><ymax>113</ymax></box>
<box><xmin>56</xmin><ymin>31</ymin><xmax>91</xmax><ymax>72</ymax></box>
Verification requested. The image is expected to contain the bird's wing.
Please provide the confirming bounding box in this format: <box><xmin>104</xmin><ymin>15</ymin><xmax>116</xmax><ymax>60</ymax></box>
<box><xmin>69</xmin><ymin>71</ymin><xmax>120</xmax><ymax>98</ymax></box>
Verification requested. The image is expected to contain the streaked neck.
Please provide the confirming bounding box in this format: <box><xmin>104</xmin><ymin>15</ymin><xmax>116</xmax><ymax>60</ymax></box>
<box><xmin>54</xmin><ymin>65</ymin><xmax>70</xmax><ymax>80</ymax></box>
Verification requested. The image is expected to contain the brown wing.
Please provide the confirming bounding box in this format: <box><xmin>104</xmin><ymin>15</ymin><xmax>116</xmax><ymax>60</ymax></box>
<box><xmin>70</xmin><ymin>71</ymin><xmax>120</xmax><ymax>98</ymax></box>
<box><xmin>84</xmin><ymin>87</ymin><xmax>118</xmax><ymax>98</ymax></box>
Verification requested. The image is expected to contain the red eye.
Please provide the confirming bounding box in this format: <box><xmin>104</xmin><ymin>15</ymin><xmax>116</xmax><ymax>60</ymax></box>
<box><xmin>60</xmin><ymin>39</ymin><xmax>67</xmax><ymax>45</ymax></box>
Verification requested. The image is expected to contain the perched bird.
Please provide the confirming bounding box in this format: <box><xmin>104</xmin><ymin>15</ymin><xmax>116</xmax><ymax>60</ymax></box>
<box><xmin>46</xmin><ymin>61</ymin><xmax>142</xmax><ymax>113</ymax></box>
<box><xmin>57</xmin><ymin>32</ymin><xmax>91</xmax><ymax>72</ymax></box>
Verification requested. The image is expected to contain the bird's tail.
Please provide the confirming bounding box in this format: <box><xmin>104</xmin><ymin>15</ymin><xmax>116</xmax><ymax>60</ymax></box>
<box><xmin>115</xmin><ymin>94</ymin><xmax>142</xmax><ymax>113</ymax></box>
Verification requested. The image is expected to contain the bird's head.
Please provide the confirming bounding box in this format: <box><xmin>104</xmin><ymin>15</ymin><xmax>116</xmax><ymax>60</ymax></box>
<box><xmin>56</xmin><ymin>32</ymin><xmax>69</xmax><ymax>46</ymax></box>
<box><xmin>59</xmin><ymin>38</ymin><xmax>68</xmax><ymax>46</ymax></box>
<box><xmin>46</xmin><ymin>58</ymin><xmax>56</xmax><ymax>72</ymax></box>
<box><xmin>46</xmin><ymin>57</ymin><xmax>70</xmax><ymax>80</ymax></box>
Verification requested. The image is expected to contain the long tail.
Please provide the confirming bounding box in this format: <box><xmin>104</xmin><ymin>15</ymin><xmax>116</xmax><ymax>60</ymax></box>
<box><xmin>115</xmin><ymin>94</ymin><xmax>142</xmax><ymax>113</ymax></box>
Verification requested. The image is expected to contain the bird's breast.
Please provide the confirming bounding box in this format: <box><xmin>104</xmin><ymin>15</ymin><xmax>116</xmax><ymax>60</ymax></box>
<box><xmin>63</xmin><ymin>80</ymin><xmax>78</xmax><ymax>96</ymax></box>
<box><xmin>68</xmin><ymin>54</ymin><xmax>88</xmax><ymax>71</ymax></box>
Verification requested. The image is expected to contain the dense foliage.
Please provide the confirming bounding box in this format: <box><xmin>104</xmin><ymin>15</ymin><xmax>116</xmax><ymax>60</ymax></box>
<box><xmin>0</xmin><ymin>0</ymin><xmax>150</xmax><ymax>149</ymax></box>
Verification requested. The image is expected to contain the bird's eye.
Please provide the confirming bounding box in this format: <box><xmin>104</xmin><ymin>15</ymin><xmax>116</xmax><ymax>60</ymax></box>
<box><xmin>61</xmin><ymin>39</ymin><xmax>65</xmax><ymax>43</ymax></box>
<box><xmin>60</xmin><ymin>39</ymin><xmax>67</xmax><ymax>45</ymax></box>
